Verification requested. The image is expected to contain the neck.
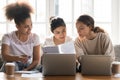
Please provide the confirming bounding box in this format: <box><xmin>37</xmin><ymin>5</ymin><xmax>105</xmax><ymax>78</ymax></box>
<box><xmin>54</xmin><ymin>37</ymin><xmax>65</xmax><ymax>45</ymax></box>
<box><xmin>16</xmin><ymin>31</ymin><xmax>28</xmax><ymax>42</ymax></box>
<box><xmin>86</xmin><ymin>31</ymin><xmax>96</xmax><ymax>40</ymax></box>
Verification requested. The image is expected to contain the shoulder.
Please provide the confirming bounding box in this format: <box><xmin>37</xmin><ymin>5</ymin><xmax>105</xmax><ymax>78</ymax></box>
<box><xmin>2</xmin><ymin>31</ymin><xmax>15</xmax><ymax>44</ymax></box>
<box><xmin>29</xmin><ymin>33</ymin><xmax>40</xmax><ymax>43</ymax></box>
<box><xmin>65</xmin><ymin>36</ymin><xmax>73</xmax><ymax>42</ymax></box>
<box><xmin>44</xmin><ymin>36</ymin><xmax>53</xmax><ymax>42</ymax></box>
<box><xmin>97</xmin><ymin>32</ymin><xmax>110</xmax><ymax>40</ymax></box>
<box><xmin>3</xmin><ymin>33</ymin><xmax>9</xmax><ymax>38</ymax></box>
<box><xmin>3</xmin><ymin>31</ymin><xmax>15</xmax><ymax>39</ymax></box>
<box><xmin>29</xmin><ymin>33</ymin><xmax>40</xmax><ymax>45</ymax></box>
<box><xmin>29</xmin><ymin>33</ymin><xmax>40</xmax><ymax>41</ymax></box>
<box><xmin>43</xmin><ymin>36</ymin><xmax>54</xmax><ymax>46</ymax></box>
<box><xmin>31</xmin><ymin>33</ymin><xmax>39</xmax><ymax>38</ymax></box>
<box><xmin>74</xmin><ymin>37</ymin><xmax>81</xmax><ymax>44</ymax></box>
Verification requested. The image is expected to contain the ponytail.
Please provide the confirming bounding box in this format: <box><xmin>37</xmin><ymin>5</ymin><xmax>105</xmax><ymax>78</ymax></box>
<box><xmin>94</xmin><ymin>27</ymin><xmax>105</xmax><ymax>33</ymax></box>
<box><xmin>77</xmin><ymin>14</ymin><xmax>105</xmax><ymax>33</ymax></box>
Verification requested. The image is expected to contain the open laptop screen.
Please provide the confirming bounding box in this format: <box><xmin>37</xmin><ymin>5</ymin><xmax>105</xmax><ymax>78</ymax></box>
<box><xmin>81</xmin><ymin>55</ymin><xmax>112</xmax><ymax>75</ymax></box>
<box><xmin>42</xmin><ymin>53</ymin><xmax>76</xmax><ymax>76</ymax></box>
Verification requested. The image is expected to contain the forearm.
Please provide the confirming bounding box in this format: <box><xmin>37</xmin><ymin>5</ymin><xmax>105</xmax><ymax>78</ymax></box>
<box><xmin>2</xmin><ymin>54</ymin><xmax>29</xmax><ymax>63</ymax></box>
<box><xmin>24</xmin><ymin>45</ymin><xmax>40</xmax><ymax>71</ymax></box>
<box><xmin>24</xmin><ymin>60</ymin><xmax>39</xmax><ymax>71</ymax></box>
<box><xmin>104</xmin><ymin>41</ymin><xmax>115</xmax><ymax>61</ymax></box>
<box><xmin>2</xmin><ymin>54</ymin><xmax>20</xmax><ymax>62</ymax></box>
<box><xmin>1</xmin><ymin>44</ymin><xmax>21</xmax><ymax>62</ymax></box>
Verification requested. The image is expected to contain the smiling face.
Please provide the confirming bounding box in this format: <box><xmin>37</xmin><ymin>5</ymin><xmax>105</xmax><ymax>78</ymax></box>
<box><xmin>76</xmin><ymin>21</ymin><xmax>91</xmax><ymax>38</ymax></box>
<box><xmin>16</xmin><ymin>17</ymin><xmax>32</xmax><ymax>35</ymax></box>
<box><xmin>53</xmin><ymin>26</ymin><xmax>66</xmax><ymax>42</ymax></box>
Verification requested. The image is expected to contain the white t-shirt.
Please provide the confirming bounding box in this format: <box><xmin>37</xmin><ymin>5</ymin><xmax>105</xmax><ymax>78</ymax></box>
<box><xmin>40</xmin><ymin>36</ymin><xmax>73</xmax><ymax>56</ymax></box>
<box><xmin>43</xmin><ymin>36</ymin><xmax>73</xmax><ymax>47</ymax></box>
<box><xmin>2</xmin><ymin>31</ymin><xmax>40</xmax><ymax>57</ymax></box>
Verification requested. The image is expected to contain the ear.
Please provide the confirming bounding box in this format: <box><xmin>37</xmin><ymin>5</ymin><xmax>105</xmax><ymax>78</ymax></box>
<box><xmin>16</xmin><ymin>24</ymin><xmax>19</xmax><ymax>29</ymax></box>
<box><xmin>89</xmin><ymin>26</ymin><xmax>93</xmax><ymax>31</ymax></box>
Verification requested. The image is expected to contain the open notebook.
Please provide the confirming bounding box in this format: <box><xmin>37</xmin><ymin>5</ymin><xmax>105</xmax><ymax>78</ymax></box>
<box><xmin>42</xmin><ymin>41</ymin><xmax>75</xmax><ymax>53</ymax></box>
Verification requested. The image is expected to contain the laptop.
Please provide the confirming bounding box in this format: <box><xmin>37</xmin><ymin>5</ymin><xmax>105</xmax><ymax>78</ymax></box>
<box><xmin>42</xmin><ymin>53</ymin><xmax>76</xmax><ymax>76</ymax></box>
<box><xmin>81</xmin><ymin>55</ymin><xmax>113</xmax><ymax>76</ymax></box>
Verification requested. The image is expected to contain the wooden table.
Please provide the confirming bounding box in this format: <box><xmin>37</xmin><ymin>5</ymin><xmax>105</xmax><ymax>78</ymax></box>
<box><xmin>0</xmin><ymin>72</ymin><xmax>120</xmax><ymax>80</ymax></box>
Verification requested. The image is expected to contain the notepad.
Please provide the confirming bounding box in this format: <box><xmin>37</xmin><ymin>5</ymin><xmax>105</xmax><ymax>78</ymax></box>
<box><xmin>15</xmin><ymin>71</ymin><xmax>39</xmax><ymax>74</ymax></box>
<box><xmin>21</xmin><ymin>73</ymin><xmax>43</xmax><ymax>77</ymax></box>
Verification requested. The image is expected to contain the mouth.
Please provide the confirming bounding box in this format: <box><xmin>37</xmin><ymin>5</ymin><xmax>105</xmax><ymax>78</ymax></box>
<box><xmin>60</xmin><ymin>37</ymin><xmax>65</xmax><ymax>39</ymax></box>
<box><xmin>27</xmin><ymin>31</ymin><xmax>31</xmax><ymax>34</ymax></box>
<box><xmin>25</xmin><ymin>32</ymin><xmax>30</xmax><ymax>35</ymax></box>
<box><xmin>79</xmin><ymin>34</ymin><xmax>84</xmax><ymax>37</ymax></box>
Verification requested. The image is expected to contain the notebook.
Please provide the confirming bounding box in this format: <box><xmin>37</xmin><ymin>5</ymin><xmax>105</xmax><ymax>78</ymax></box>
<box><xmin>42</xmin><ymin>53</ymin><xmax>76</xmax><ymax>76</ymax></box>
<box><xmin>81</xmin><ymin>55</ymin><xmax>113</xmax><ymax>76</ymax></box>
<box><xmin>42</xmin><ymin>41</ymin><xmax>75</xmax><ymax>53</ymax></box>
<box><xmin>42</xmin><ymin>46</ymin><xmax>59</xmax><ymax>53</ymax></box>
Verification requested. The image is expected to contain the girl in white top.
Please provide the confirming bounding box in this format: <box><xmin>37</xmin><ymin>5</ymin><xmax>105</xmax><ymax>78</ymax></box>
<box><xmin>1</xmin><ymin>2</ymin><xmax>40</xmax><ymax>71</ymax></box>
<box><xmin>74</xmin><ymin>15</ymin><xmax>115</xmax><ymax>71</ymax></box>
<box><xmin>38</xmin><ymin>17</ymin><xmax>73</xmax><ymax>72</ymax></box>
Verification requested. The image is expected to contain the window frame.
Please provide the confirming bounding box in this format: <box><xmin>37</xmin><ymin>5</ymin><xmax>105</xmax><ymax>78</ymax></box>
<box><xmin>0</xmin><ymin>0</ymin><xmax>120</xmax><ymax>44</ymax></box>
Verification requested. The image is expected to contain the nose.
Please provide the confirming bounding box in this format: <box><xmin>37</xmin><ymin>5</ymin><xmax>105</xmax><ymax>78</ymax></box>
<box><xmin>28</xmin><ymin>26</ymin><xmax>32</xmax><ymax>30</ymax></box>
<box><xmin>77</xmin><ymin>29</ymin><xmax>81</xmax><ymax>34</ymax></box>
<box><xmin>77</xmin><ymin>30</ymin><xmax>82</xmax><ymax>36</ymax></box>
<box><xmin>60</xmin><ymin>32</ymin><xmax>64</xmax><ymax>36</ymax></box>
<box><xmin>60</xmin><ymin>32</ymin><xmax>65</xmax><ymax>37</ymax></box>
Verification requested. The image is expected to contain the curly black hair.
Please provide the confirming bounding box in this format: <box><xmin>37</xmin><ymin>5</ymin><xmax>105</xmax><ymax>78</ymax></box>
<box><xmin>50</xmin><ymin>16</ymin><xmax>66</xmax><ymax>33</ymax></box>
<box><xmin>4</xmin><ymin>1</ymin><xmax>33</xmax><ymax>25</ymax></box>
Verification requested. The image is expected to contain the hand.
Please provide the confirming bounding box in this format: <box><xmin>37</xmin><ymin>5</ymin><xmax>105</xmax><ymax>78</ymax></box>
<box><xmin>22</xmin><ymin>68</ymin><xmax>28</xmax><ymax>71</ymax></box>
<box><xmin>19</xmin><ymin>55</ymin><xmax>29</xmax><ymax>63</ymax></box>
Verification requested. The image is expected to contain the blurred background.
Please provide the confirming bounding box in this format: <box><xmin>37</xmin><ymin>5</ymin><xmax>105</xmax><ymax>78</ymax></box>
<box><xmin>0</xmin><ymin>0</ymin><xmax>119</xmax><ymax>45</ymax></box>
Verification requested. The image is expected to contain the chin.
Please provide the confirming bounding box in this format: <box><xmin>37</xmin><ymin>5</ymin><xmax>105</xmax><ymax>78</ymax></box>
<box><xmin>79</xmin><ymin>35</ymin><xmax>85</xmax><ymax>38</ymax></box>
<box><xmin>27</xmin><ymin>32</ymin><xmax>31</xmax><ymax>35</ymax></box>
<box><xmin>60</xmin><ymin>37</ymin><xmax>65</xmax><ymax>40</ymax></box>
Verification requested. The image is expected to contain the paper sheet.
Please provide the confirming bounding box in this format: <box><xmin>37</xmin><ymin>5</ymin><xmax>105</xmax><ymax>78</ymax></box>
<box><xmin>15</xmin><ymin>71</ymin><xmax>39</xmax><ymax>74</ymax></box>
<box><xmin>21</xmin><ymin>73</ymin><xmax>44</xmax><ymax>77</ymax></box>
<box><xmin>114</xmin><ymin>74</ymin><xmax>120</xmax><ymax>78</ymax></box>
<box><xmin>59</xmin><ymin>41</ymin><xmax>75</xmax><ymax>53</ymax></box>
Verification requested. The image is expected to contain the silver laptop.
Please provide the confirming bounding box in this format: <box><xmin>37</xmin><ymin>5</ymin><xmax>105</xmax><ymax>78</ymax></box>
<box><xmin>42</xmin><ymin>53</ymin><xmax>76</xmax><ymax>76</ymax></box>
<box><xmin>81</xmin><ymin>55</ymin><xmax>113</xmax><ymax>76</ymax></box>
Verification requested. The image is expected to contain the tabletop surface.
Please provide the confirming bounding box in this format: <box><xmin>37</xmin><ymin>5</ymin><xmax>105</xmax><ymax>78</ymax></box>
<box><xmin>0</xmin><ymin>72</ymin><xmax>120</xmax><ymax>80</ymax></box>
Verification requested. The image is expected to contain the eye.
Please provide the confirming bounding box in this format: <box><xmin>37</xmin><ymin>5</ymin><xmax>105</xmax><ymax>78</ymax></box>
<box><xmin>24</xmin><ymin>25</ymin><xmax>32</xmax><ymax>29</ymax></box>
<box><xmin>62</xmin><ymin>29</ymin><xmax>66</xmax><ymax>33</ymax></box>
<box><xmin>24</xmin><ymin>25</ymin><xmax>28</xmax><ymax>28</ymax></box>
<box><xmin>54</xmin><ymin>31</ymin><xmax>60</xmax><ymax>34</ymax></box>
<box><xmin>79</xmin><ymin>27</ymin><xmax>84</xmax><ymax>30</ymax></box>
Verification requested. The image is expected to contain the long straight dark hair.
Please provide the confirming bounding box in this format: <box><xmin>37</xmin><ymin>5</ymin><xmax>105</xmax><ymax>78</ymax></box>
<box><xmin>77</xmin><ymin>15</ymin><xmax>105</xmax><ymax>33</ymax></box>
